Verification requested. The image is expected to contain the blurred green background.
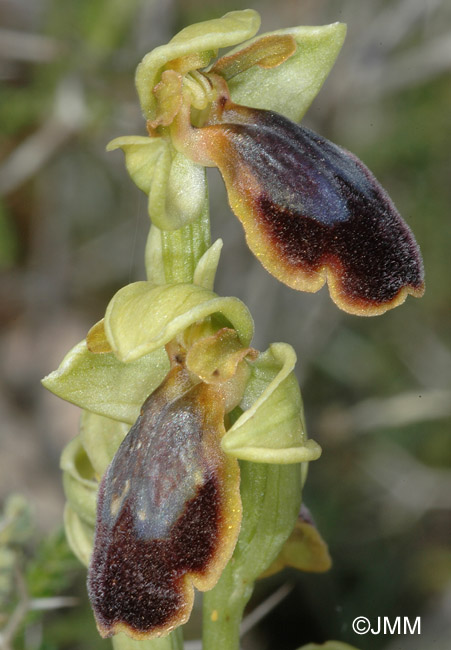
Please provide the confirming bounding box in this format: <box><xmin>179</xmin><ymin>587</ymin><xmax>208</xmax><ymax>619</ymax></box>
<box><xmin>1</xmin><ymin>0</ymin><xmax>450</xmax><ymax>648</ymax></box>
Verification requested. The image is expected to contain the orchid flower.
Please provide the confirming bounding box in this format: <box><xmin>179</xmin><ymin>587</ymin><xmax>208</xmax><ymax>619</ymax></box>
<box><xmin>111</xmin><ymin>8</ymin><xmax>423</xmax><ymax>316</ymax></box>
<box><xmin>43</xmin><ymin>255</ymin><xmax>321</xmax><ymax>640</ymax></box>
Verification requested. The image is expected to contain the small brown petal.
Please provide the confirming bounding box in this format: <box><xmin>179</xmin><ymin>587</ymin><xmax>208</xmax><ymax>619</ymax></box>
<box><xmin>211</xmin><ymin>34</ymin><xmax>297</xmax><ymax>80</ymax></box>
<box><xmin>86</xmin><ymin>320</ymin><xmax>112</xmax><ymax>354</ymax></box>
<box><xmin>186</xmin><ymin>327</ymin><xmax>256</xmax><ymax>385</ymax></box>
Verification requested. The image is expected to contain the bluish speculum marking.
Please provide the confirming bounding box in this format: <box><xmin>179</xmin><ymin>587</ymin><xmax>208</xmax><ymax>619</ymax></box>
<box><xmin>102</xmin><ymin>391</ymin><xmax>203</xmax><ymax>539</ymax></box>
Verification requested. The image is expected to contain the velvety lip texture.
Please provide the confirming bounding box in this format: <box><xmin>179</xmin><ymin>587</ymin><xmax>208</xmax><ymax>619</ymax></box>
<box><xmin>88</xmin><ymin>363</ymin><xmax>241</xmax><ymax>639</ymax></box>
<box><xmin>176</xmin><ymin>94</ymin><xmax>424</xmax><ymax>315</ymax></box>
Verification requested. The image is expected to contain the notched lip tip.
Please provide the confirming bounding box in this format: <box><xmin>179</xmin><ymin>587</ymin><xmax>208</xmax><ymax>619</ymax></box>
<box><xmin>331</xmin><ymin>282</ymin><xmax>425</xmax><ymax>317</ymax></box>
<box><xmin>97</xmin><ymin>620</ymin><xmax>177</xmax><ymax>641</ymax></box>
<box><xmin>412</xmin><ymin>281</ymin><xmax>426</xmax><ymax>298</ymax></box>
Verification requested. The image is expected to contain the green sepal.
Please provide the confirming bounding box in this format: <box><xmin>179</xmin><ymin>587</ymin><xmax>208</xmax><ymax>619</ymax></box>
<box><xmin>42</xmin><ymin>340</ymin><xmax>169</xmax><ymax>425</ymax></box>
<box><xmin>80</xmin><ymin>410</ymin><xmax>128</xmax><ymax>479</ymax></box>
<box><xmin>64</xmin><ymin>504</ymin><xmax>94</xmax><ymax>568</ymax></box>
<box><xmin>104</xmin><ymin>282</ymin><xmax>254</xmax><ymax>362</ymax></box>
<box><xmin>62</xmin><ymin>414</ymin><xmax>129</xmax><ymax>568</ymax></box>
<box><xmin>235</xmin><ymin>461</ymin><xmax>303</xmax><ymax>577</ymax></box>
<box><xmin>222</xmin><ymin>343</ymin><xmax>321</xmax><ymax>463</ymax></box>
<box><xmin>227</xmin><ymin>22</ymin><xmax>346</xmax><ymax>123</ymax></box>
<box><xmin>136</xmin><ymin>9</ymin><xmax>260</xmax><ymax>119</ymax></box>
<box><xmin>298</xmin><ymin>641</ymin><xmax>358</xmax><ymax>650</ymax></box>
<box><xmin>60</xmin><ymin>437</ymin><xmax>98</xmax><ymax>527</ymax></box>
<box><xmin>108</xmin><ymin>136</ymin><xmax>207</xmax><ymax>231</ymax></box>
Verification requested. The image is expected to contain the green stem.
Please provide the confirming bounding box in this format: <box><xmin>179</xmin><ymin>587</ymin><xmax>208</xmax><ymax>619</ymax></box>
<box><xmin>112</xmin><ymin>628</ymin><xmax>183</xmax><ymax>650</ymax></box>
<box><xmin>202</xmin><ymin>560</ymin><xmax>247</xmax><ymax>650</ymax></box>
<box><xmin>145</xmin><ymin>183</ymin><xmax>210</xmax><ymax>285</ymax></box>
<box><xmin>161</xmin><ymin>210</ymin><xmax>210</xmax><ymax>283</ymax></box>
<box><xmin>203</xmin><ymin>461</ymin><xmax>303</xmax><ymax>650</ymax></box>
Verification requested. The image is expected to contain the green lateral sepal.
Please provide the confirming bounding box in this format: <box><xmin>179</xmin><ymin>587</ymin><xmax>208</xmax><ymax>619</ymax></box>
<box><xmin>222</xmin><ymin>343</ymin><xmax>321</xmax><ymax>463</ymax></box>
<box><xmin>42</xmin><ymin>340</ymin><xmax>169</xmax><ymax>425</ymax></box>
<box><xmin>226</xmin><ymin>22</ymin><xmax>346</xmax><ymax>122</ymax></box>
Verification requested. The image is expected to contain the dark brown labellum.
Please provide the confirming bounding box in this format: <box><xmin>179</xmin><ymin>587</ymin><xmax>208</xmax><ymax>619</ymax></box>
<box><xmin>88</xmin><ymin>365</ymin><xmax>241</xmax><ymax>639</ymax></box>
<box><xmin>196</xmin><ymin>101</ymin><xmax>425</xmax><ymax>315</ymax></box>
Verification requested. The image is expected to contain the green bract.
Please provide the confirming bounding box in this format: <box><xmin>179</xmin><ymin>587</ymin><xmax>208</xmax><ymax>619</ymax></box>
<box><xmin>81</xmin><ymin>411</ymin><xmax>129</xmax><ymax>478</ymax></box>
<box><xmin>203</xmin><ymin>460</ymin><xmax>304</xmax><ymax>649</ymax></box>
<box><xmin>192</xmin><ymin>239</ymin><xmax>223</xmax><ymax>291</ymax></box>
<box><xmin>64</xmin><ymin>504</ymin><xmax>94</xmax><ymax>567</ymax></box>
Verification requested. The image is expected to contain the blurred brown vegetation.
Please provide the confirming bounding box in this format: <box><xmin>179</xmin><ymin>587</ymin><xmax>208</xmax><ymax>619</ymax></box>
<box><xmin>1</xmin><ymin>0</ymin><xmax>450</xmax><ymax>648</ymax></box>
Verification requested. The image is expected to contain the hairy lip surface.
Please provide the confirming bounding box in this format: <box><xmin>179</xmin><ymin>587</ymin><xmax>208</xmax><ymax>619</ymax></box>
<box><xmin>196</xmin><ymin>105</ymin><xmax>424</xmax><ymax>314</ymax></box>
<box><xmin>88</xmin><ymin>365</ymin><xmax>241</xmax><ymax>638</ymax></box>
